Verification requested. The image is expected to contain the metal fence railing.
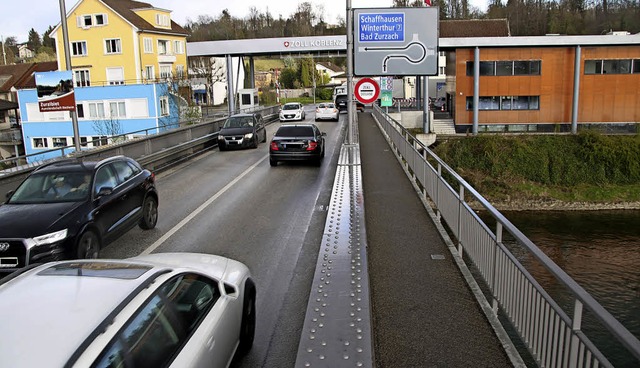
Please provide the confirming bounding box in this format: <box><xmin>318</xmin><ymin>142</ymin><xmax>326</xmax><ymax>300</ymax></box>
<box><xmin>371</xmin><ymin>105</ymin><xmax>640</xmax><ymax>368</ymax></box>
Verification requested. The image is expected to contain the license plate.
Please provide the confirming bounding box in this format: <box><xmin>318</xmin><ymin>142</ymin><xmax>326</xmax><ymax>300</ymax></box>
<box><xmin>0</xmin><ymin>257</ymin><xmax>18</xmax><ymax>267</ymax></box>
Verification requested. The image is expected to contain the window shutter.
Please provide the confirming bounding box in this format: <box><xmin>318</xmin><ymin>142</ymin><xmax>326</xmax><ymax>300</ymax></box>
<box><xmin>77</xmin><ymin>16</ymin><xmax>83</xmax><ymax>28</ymax></box>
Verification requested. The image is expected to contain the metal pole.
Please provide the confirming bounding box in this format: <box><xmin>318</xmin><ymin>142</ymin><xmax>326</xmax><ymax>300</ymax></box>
<box><xmin>225</xmin><ymin>54</ymin><xmax>235</xmax><ymax>115</ymax></box>
<box><xmin>346</xmin><ymin>0</ymin><xmax>354</xmax><ymax>144</ymax></box>
<box><xmin>571</xmin><ymin>46</ymin><xmax>581</xmax><ymax>135</ymax></box>
<box><xmin>473</xmin><ymin>47</ymin><xmax>480</xmax><ymax>135</ymax></box>
<box><xmin>312</xmin><ymin>56</ymin><xmax>316</xmax><ymax>106</ymax></box>
<box><xmin>59</xmin><ymin>0</ymin><xmax>81</xmax><ymax>151</ymax></box>
<box><xmin>423</xmin><ymin>75</ymin><xmax>429</xmax><ymax>133</ymax></box>
<box><xmin>1</xmin><ymin>35</ymin><xmax>6</xmax><ymax>65</ymax></box>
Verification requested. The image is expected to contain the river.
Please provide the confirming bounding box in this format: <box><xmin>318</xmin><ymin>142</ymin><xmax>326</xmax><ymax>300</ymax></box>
<box><xmin>498</xmin><ymin>210</ymin><xmax>640</xmax><ymax>367</ymax></box>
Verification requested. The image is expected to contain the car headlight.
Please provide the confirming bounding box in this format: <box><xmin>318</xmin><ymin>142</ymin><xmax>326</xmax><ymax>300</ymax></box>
<box><xmin>218</xmin><ymin>135</ymin><xmax>225</xmax><ymax>140</ymax></box>
<box><xmin>244</xmin><ymin>133</ymin><xmax>254</xmax><ymax>139</ymax></box>
<box><xmin>32</xmin><ymin>229</ymin><xmax>68</xmax><ymax>246</ymax></box>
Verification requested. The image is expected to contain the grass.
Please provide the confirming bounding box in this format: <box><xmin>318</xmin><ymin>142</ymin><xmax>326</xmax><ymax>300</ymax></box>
<box><xmin>430</xmin><ymin>133</ymin><xmax>640</xmax><ymax>204</ymax></box>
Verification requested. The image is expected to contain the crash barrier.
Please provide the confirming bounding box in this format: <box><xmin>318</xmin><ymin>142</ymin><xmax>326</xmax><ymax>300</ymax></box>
<box><xmin>0</xmin><ymin>105</ymin><xmax>280</xmax><ymax>196</ymax></box>
<box><xmin>371</xmin><ymin>105</ymin><xmax>640</xmax><ymax>368</ymax></box>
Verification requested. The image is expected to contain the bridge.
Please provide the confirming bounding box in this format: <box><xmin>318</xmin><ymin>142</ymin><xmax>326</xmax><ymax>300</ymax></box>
<box><xmin>0</xmin><ymin>106</ymin><xmax>639</xmax><ymax>367</ymax></box>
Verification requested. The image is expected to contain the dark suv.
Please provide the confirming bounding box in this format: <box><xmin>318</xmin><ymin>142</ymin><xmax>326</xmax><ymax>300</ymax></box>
<box><xmin>218</xmin><ymin>113</ymin><xmax>267</xmax><ymax>150</ymax></box>
<box><xmin>0</xmin><ymin>156</ymin><xmax>158</xmax><ymax>273</ymax></box>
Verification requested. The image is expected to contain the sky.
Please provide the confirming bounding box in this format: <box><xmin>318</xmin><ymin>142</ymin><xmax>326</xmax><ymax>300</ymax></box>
<box><xmin>1</xmin><ymin>0</ymin><xmax>488</xmax><ymax>44</ymax></box>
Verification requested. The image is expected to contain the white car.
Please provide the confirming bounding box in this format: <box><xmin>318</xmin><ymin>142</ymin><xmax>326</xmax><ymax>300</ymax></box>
<box><xmin>279</xmin><ymin>102</ymin><xmax>305</xmax><ymax>121</ymax></box>
<box><xmin>315</xmin><ymin>102</ymin><xmax>339</xmax><ymax>121</ymax></box>
<box><xmin>0</xmin><ymin>253</ymin><xmax>256</xmax><ymax>368</ymax></box>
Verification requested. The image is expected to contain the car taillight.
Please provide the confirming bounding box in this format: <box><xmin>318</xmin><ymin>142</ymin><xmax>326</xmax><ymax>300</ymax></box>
<box><xmin>307</xmin><ymin>141</ymin><xmax>318</xmax><ymax>151</ymax></box>
<box><xmin>270</xmin><ymin>141</ymin><xmax>279</xmax><ymax>151</ymax></box>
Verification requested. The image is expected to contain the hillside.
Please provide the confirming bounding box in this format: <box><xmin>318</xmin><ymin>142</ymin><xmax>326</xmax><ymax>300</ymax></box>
<box><xmin>430</xmin><ymin>132</ymin><xmax>640</xmax><ymax>210</ymax></box>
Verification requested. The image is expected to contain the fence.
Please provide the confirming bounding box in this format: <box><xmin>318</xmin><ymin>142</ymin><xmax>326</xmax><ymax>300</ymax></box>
<box><xmin>371</xmin><ymin>105</ymin><xmax>640</xmax><ymax>367</ymax></box>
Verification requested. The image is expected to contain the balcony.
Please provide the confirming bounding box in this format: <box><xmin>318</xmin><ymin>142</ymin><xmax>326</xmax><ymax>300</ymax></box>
<box><xmin>0</xmin><ymin>128</ymin><xmax>23</xmax><ymax>144</ymax></box>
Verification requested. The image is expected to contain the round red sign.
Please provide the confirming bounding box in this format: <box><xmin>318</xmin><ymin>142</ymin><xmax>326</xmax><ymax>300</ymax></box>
<box><xmin>354</xmin><ymin>78</ymin><xmax>380</xmax><ymax>104</ymax></box>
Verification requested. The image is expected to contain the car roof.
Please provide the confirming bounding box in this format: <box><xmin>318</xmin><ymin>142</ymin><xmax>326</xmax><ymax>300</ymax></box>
<box><xmin>0</xmin><ymin>254</ymin><xmax>242</xmax><ymax>368</ymax></box>
<box><xmin>283</xmin><ymin>102</ymin><xmax>301</xmax><ymax>106</ymax></box>
<box><xmin>33</xmin><ymin>156</ymin><xmax>131</xmax><ymax>174</ymax></box>
<box><xmin>229</xmin><ymin>113</ymin><xmax>255</xmax><ymax>117</ymax></box>
<box><xmin>0</xmin><ymin>260</ymin><xmax>160</xmax><ymax>368</ymax></box>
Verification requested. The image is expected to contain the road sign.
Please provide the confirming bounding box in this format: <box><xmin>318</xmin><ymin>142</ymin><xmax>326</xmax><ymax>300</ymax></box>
<box><xmin>354</xmin><ymin>8</ymin><xmax>439</xmax><ymax>76</ymax></box>
<box><xmin>354</xmin><ymin>78</ymin><xmax>380</xmax><ymax>104</ymax></box>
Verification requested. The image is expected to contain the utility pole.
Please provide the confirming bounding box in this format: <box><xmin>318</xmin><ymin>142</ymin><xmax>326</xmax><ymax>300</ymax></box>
<box><xmin>346</xmin><ymin>0</ymin><xmax>354</xmax><ymax>144</ymax></box>
<box><xmin>1</xmin><ymin>35</ymin><xmax>6</xmax><ymax>65</ymax></box>
<box><xmin>59</xmin><ymin>0</ymin><xmax>81</xmax><ymax>151</ymax></box>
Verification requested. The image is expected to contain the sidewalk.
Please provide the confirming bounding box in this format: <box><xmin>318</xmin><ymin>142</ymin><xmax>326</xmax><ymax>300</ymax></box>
<box><xmin>358</xmin><ymin>112</ymin><xmax>516</xmax><ymax>367</ymax></box>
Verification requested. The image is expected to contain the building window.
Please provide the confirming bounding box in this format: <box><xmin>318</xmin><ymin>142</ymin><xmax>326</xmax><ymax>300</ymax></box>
<box><xmin>106</xmin><ymin>67</ymin><xmax>125</xmax><ymax>85</ymax></box>
<box><xmin>88</xmin><ymin>102</ymin><xmax>105</xmax><ymax>118</ymax></box>
<box><xmin>160</xmin><ymin>96</ymin><xmax>169</xmax><ymax>116</ymax></box>
<box><xmin>82</xmin><ymin>15</ymin><xmax>92</xmax><ymax>27</ymax></box>
<box><xmin>173</xmin><ymin>40</ymin><xmax>184</xmax><ymax>54</ymax></box>
<box><xmin>159</xmin><ymin>65</ymin><xmax>172</xmax><ymax>79</ymax></box>
<box><xmin>76</xmin><ymin>104</ymin><xmax>85</xmax><ymax>118</ymax></box>
<box><xmin>176</xmin><ymin>65</ymin><xmax>185</xmax><ymax>79</ymax></box>
<box><xmin>105</xmin><ymin>39</ymin><xmax>121</xmax><ymax>54</ymax></box>
<box><xmin>91</xmin><ymin>136</ymin><xmax>108</xmax><ymax>147</ymax></box>
<box><xmin>144</xmin><ymin>38</ymin><xmax>153</xmax><ymax>53</ymax></box>
<box><xmin>156</xmin><ymin>14</ymin><xmax>170</xmax><ymax>27</ymax></box>
<box><xmin>95</xmin><ymin>14</ymin><xmax>107</xmax><ymax>25</ymax></box>
<box><xmin>74</xmin><ymin>69</ymin><xmax>90</xmax><ymax>87</ymax></box>
<box><xmin>467</xmin><ymin>96</ymin><xmax>540</xmax><ymax>111</ymax></box>
<box><xmin>157</xmin><ymin>40</ymin><xmax>170</xmax><ymax>55</ymax></box>
<box><xmin>33</xmin><ymin>137</ymin><xmax>48</xmax><ymax>149</ymax></box>
<box><xmin>109</xmin><ymin>101</ymin><xmax>126</xmax><ymax>118</ymax></box>
<box><xmin>633</xmin><ymin>60</ymin><xmax>640</xmax><ymax>73</ymax></box>
<box><xmin>71</xmin><ymin>41</ymin><xmax>87</xmax><ymax>56</ymax></box>
<box><xmin>145</xmin><ymin>65</ymin><xmax>155</xmax><ymax>80</ymax></box>
<box><xmin>72</xmin><ymin>137</ymin><xmax>89</xmax><ymax>147</ymax></box>
<box><xmin>467</xmin><ymin>60</ymin><xmax>541</xmax><ymax>76</ymax></box>
<box><xmin>52</xmin><ymin>137</ymin><xmax>68</xmax><ymax>148</ymax></box>
<box><xmin>585</xmin><ymin>59</ymin><xmax>633</xmax><ymax>74</ymax></box>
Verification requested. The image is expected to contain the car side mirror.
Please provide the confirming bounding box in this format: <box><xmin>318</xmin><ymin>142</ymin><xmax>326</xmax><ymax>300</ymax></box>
<box><xmin>5</xmin><ymin>190</ymin><xmax>14</xmax><ymax>200</ymax></box>
<box><xmin>97</xmin><ymin>187</ymin><xmax>113</xmax><ymax>198</ymax></box>
<box><xmin>321</xmin><ymin>132</ymin><xmax>327</xmax><ymax>136</ymax></box>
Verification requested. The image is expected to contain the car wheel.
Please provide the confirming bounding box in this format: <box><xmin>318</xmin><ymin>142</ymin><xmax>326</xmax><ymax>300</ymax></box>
<box><xmin>238</xmin><ymin>279</ymin><xmax>256</xmax><ymax>355</ymax></box>
<box><xmin>252</xmin><ymin>136</ymin><xmax>259</xmax><ymax>149</ymax></box>
<box><xmin>139</xmin><ymin>196</ymin><xmax>158</xmax><ymax>230</ymax></box>
<box><xmin>76</xmin><ymin>230</ymin><xmax>100</xmax><ymax>259</ymax></box>
<box><xmin>219</xmin><ymin>145</ymin><xmax>226</xmax><ymax>151</ymax></box>
<box><xmin>269</xmin><ymin>158</ymin><xmax>277</xmax><ymax>167</ymax></box>
<box><xmin>262</xmin><ymin>131</ymin><xmax>267</xmax><ymax>143</ymax></box>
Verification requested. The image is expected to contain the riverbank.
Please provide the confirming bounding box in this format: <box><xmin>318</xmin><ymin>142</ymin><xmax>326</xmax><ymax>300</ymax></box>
<box><xmin>430</xmin><ymin>132</ymin><xmax>640</xmax><ymax>211</ymax></box>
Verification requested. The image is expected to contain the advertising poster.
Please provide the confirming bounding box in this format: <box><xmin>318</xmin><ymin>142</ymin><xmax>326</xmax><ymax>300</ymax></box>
<box><xmin>36</xmin><ymin>71</ymin><xmax>76</xmax><ymax>112</ymax></box>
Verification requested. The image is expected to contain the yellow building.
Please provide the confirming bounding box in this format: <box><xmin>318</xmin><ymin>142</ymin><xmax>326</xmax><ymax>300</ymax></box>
<box><xmin>51</xmin><ymin>0</ymin><xmax>189</xmax><ymax>86</ymax></box>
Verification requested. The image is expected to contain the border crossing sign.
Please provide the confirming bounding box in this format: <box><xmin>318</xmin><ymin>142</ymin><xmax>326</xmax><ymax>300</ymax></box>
<box><xmin>354</xmin><ymin>7</ymin><xmax>439</xmax><ymax>76</ymax></box>
<box><xmin>354</xmin><ymin>78</ymin><xmax>380</xmax><ymax>104</ymax></box>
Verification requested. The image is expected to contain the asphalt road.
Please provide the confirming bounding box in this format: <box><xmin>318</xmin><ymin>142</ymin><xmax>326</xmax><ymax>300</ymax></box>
<box><xmin>100</xmin><ymin>106</ymin><xmax>345</xmax><ymax>367</ymax></box>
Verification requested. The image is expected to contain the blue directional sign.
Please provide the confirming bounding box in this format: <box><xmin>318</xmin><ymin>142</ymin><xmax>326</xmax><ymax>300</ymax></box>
<box><xmin>358</xmin><ymin>13</ymin><xmax>405</xmax><ymax>43</ymax></box>
<box><xmin>354</xmin><ymin>8</ymin><xmax>439</xmax><ymax>76</ymax></box>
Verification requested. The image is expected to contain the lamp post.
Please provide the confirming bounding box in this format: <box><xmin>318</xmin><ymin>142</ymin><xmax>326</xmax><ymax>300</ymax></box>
<box><xmin>58</xmin><ymin>0</ymin><xmax>81</xmax><ymax>152</ymax></box>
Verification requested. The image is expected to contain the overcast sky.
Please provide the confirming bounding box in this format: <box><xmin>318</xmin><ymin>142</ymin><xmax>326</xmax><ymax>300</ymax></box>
<box><xmin>1</xmin><ymin>0</ymin><xmax>488</xmax><ymax>43</ymax></box>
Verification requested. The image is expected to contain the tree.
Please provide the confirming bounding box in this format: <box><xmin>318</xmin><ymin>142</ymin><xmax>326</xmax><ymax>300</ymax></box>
<box><xmin>27</xmin><ymin>28</ymin><xmax>41</xmax><ymax>51</ymax></box>
<box><xmin>299</xmin><ymin>58</ymin><xmax>314</xmax><ymax>87</ymax></box>
<box><xmin>92</xmin><ymin>116</ymin><xmax>123</xmax><ymax>143</ymax></box>
<box><xmin>42</xmin><ymin>26</ymin><xmax>56</xmax><ymax>50</ymax></box>
<box><xmin>189</xmin><ymin>56</ymin><xmax>227</xmax><ymax>106</ymax></box>
<box><xmin>1</xmin><ymin>36</ymin><xmax>17</xmax><ymax>64</ymax></box>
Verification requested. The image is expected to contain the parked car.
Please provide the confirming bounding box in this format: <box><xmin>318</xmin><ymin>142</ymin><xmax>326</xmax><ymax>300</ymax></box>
<box><xmin>279</xmin><ymin>102</ymin><xmax>306</xmax><ymax>121</ymax></box>
<box><xmin>315</xmin><ymin>102</ymin><xmax>339</xmax><ymax>121</ymax></box>
<box><xmin>0</xmin><ymin>156</ymin><xmax>158</xmax><ymax>274</ymax></box>
<box><xmin>0</xmin><ymin>252</ymin><xmax>256</xmax><ymax>368</ymax></box>
<box><xmin>218</xmin><ymin>113</ymin><xmax>267</xmax><ymax>150</ymax></box>
<box><xmin>269</xmin><ymin>123</ymin><xmax>326</xmax><ymax>167</ymax></box>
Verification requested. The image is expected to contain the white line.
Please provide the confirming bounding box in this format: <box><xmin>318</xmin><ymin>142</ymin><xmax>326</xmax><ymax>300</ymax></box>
<box><xmin>140</xmin><ymin>155</ymin><xmax>268</xmax><ymax>255</ymax></box>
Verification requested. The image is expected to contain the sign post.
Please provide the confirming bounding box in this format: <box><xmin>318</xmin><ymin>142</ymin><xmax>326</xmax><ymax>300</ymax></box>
<box><xmin>380</xmin><ymin>76</ymin><xmax>393</xmax><ymax>108</ymax></box>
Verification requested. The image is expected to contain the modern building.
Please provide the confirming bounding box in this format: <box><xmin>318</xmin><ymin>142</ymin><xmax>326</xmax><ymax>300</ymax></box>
<box><xmin>15</xmin><ymin>0</ymin><xmax>189</xmax><ymax>163</ymax></box>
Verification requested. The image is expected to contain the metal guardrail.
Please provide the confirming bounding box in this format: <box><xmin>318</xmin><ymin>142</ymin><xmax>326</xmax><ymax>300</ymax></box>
<box><xmin>0</xmin><ymin>105</ymin><xmax>280</xmax><ymax>197</ymax></box>
<box><xmin>371</xmin><ymin>105</ymin><xmax>640</xmax><ymax>368</ymax></box>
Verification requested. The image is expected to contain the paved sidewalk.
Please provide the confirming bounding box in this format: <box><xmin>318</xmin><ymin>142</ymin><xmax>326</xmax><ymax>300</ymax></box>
<box><xmin>358</xmin><ymin>112</ymin><xmax>515</xmax><ymax>368</ymax></box>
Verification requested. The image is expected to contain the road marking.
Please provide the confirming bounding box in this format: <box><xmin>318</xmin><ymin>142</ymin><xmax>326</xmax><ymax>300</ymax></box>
<box><xmin>141</xmin><ymin>154</ymin><xmax>268</xmax><ymax>255</ymax></box>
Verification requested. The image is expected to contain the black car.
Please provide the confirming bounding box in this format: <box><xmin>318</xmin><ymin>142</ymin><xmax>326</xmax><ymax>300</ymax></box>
<box><xmin>218</xmin><ymin>113</ymin><xmax>267</xmax><ymax>150</ymax></box>
<box><xmin>269</xmin><ymin>124</ymin><xmax>326</xmax><ymax>167</ymax></box>
<box><xmin>334</xmin><ymin>94</ymin><xmax>365</xmax><ymax>113</ymax></box>
<box><xmin>0</xmin><ymin>156</ymin><xmax>158</xmax><ymax>273</ymax></box>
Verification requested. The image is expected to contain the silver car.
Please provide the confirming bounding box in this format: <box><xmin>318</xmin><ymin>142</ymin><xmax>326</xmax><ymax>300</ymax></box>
<box><xmin>0</xmin><ymin>253</ymin><xmax>256</xmax><ymax>368</ymax></box>
<box><xmin>315</xmin><ymin>102</ymin><xmax>339</xmax><ymax>121</ymax></box>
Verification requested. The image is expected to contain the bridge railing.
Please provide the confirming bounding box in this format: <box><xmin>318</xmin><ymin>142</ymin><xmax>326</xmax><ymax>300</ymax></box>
<box><xmin>371</xmin><ymin>105</ymin><xmax>640</xmax><ymax>368</ymax></box>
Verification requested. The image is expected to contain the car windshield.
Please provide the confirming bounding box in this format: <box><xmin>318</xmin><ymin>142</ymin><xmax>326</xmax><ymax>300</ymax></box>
<box><xmin>283</xmin><ymin>104</ymin><xmax>300</xmax><ymax>111</ymax></box>
<box><xmin>276</xmin><ymin>126</ymin><xmax>314</xmax><ymax>137</ymax></box>
<box><xmin>8</xmin><ymin>171</ymin><xmax>92</xmax><ymax>204</ymax></box>
<box><xmin>223</xmin><ymin>116</ymin><xmax>254</xmax><ymax>128</ymax></box>
<box><xmin>318</xmin><ymin>103</ymin><xmax>327</xmax><ymax>108</ymax></box>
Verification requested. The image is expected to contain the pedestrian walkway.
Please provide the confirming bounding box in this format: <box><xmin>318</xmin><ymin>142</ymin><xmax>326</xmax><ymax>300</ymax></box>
<box><xmin>296</xmin><ymin>111</ymin><xmax>521</xmax><ymax>367</ymax></box>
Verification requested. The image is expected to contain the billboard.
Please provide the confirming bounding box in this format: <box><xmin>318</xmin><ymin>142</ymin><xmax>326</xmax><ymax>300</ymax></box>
<box><xmin>35</xmin><ymin>71</ymin><xmax>76</xmax><ymax>112</ymax></box>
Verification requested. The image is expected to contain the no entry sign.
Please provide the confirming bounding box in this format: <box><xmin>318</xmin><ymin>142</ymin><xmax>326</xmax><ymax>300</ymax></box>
<box><xmin>354</xmin><ymin>78</ymin><xmax>380</xmax><ymax>104</ymax></box>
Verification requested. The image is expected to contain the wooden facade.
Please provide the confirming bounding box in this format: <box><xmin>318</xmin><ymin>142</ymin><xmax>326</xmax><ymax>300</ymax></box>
<box><xmin>450</xmin><ymin>46</ymin><xmax>640</xmax><ymax>128</ymax></box>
